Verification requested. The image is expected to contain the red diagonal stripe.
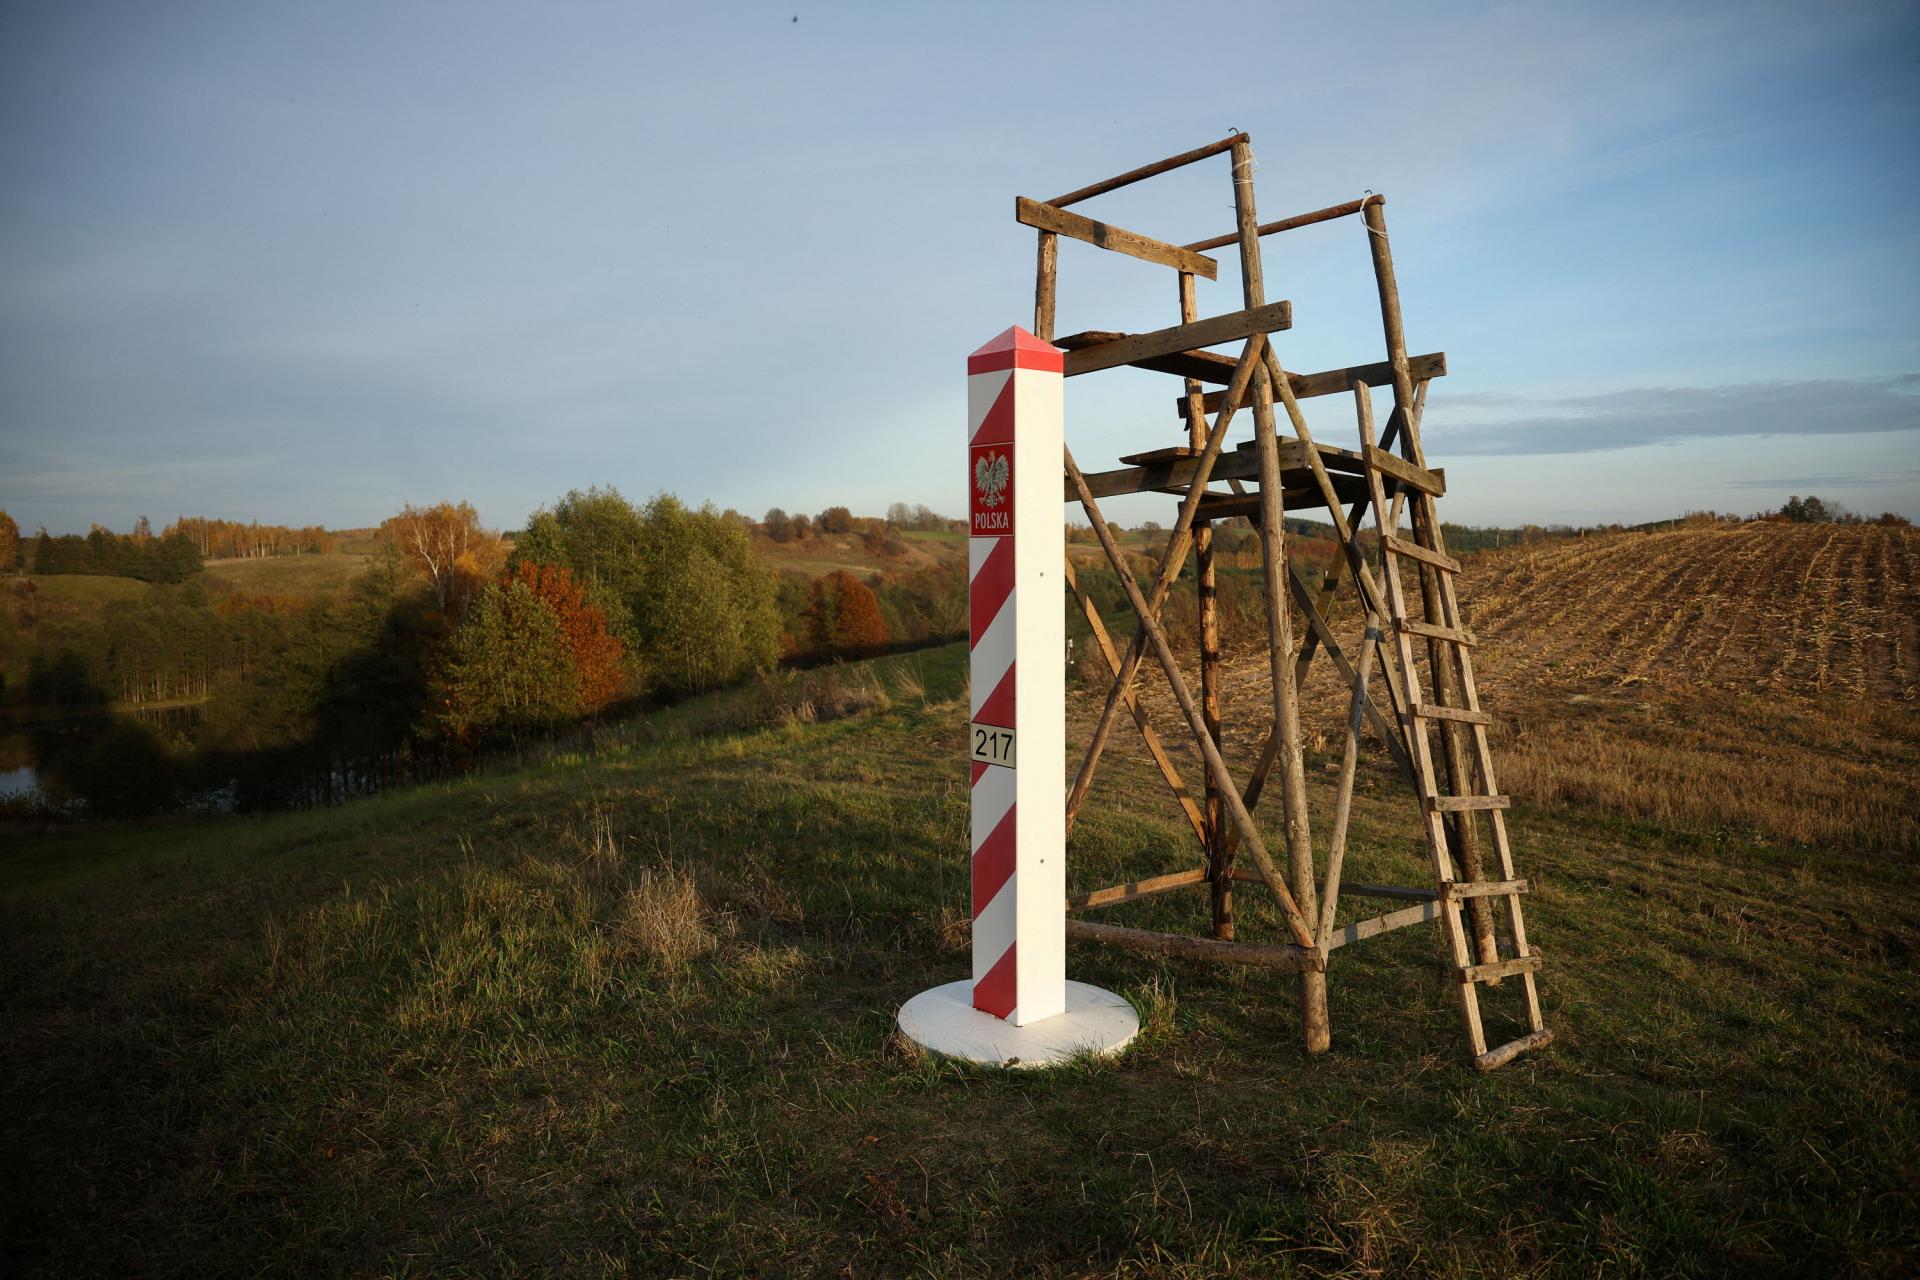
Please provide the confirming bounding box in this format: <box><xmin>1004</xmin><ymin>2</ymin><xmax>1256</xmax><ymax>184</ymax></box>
<box><xmin>974</xmin><ymin>660</ymin><xmax>1015</xmax><ymax>729</ymax></box>
<box><xmin>969</xmin><ymin>536</ymin><xmax>1015</xmax><ymax>646</ymax></box>
<box><xmin>973</xmin><ymin>941</ymin><xmax>1017</xmax><ymax>1019</ymax></box>
<box><xmin>970</xmin><ymin>760</ymin><xmax>988</xmax><ymax>785</ymax></box>
<box><xmin>971</xmin><ymin>372</ymin><xmax>1015</xmax><ymax>444</ymax></box>
<box><xmin>971</xmin><ymin>800</ymin><xmax>1017</xmax><ymax>916</ymax></box>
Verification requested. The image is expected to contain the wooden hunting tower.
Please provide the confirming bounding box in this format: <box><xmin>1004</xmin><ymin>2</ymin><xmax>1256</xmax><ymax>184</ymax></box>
<box><xmin>1034</xmin><ymin>132</ymin><xmax>1551</xmax><ymax>1070</ymax></box>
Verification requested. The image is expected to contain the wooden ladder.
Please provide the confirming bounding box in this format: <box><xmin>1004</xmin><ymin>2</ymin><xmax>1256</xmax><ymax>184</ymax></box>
<box><xmin>1352</xmin><ymin>380</ymin><xmax>1552</xmax><ymax>1072</ymax></box>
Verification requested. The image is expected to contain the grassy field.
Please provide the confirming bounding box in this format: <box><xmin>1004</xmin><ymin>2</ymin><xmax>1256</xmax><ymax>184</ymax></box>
<box><xmin>753</xmin><ymin>529</ymin><xmax>966</xmax><ymax>580</ymax></box>
<box><xmin>201</xmin><ymin>553</ymin><xmax>374</xmax><ymax>597</ymax></box>
<box><xmin>5</xmin><ymin>519</ymin><xmax>1918</xmax><ymax>1278</ymax></box>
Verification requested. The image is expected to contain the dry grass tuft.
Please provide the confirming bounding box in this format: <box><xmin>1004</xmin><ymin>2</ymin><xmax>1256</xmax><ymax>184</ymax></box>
<box><xmin>933</xmin><ymin>903</ymin><xmax>969</xmax><ymax>954</ymax></box>
<box><xmin>886</xmin><ymin>661</ymin><xmax>927</xmax><ymax>707</ymax></box>
<box><xmin>1129</xmin><ymin>975</ymin><xmax>1179</xmax><ymax>1039</ymax></box>
<box><xmin>615</xmin><ymin>865</ymin><xmax>718</xmax><ymax>965</ymax></box>
<box><xmin>760</xmin><ymin>665</ymin><xmax>892</xmax><ymax>727</ymax></box>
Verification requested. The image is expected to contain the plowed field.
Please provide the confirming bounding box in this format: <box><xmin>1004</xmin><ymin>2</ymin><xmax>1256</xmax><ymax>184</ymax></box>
<box><xmin>1080</xmin><ymin>522</ymin><xmax>1920</xmax><ymax>856</ymax></box>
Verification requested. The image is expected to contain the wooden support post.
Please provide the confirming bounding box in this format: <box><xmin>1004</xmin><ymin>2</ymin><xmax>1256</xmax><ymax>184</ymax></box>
<box><xmin>1362</xmin><ymin>203</ymin><xmax>1497</xmax><ymax>970</ymax></box>
<box><xmin>1034</xmin><ymin>231</ymin><xmax>1057</xmax><ymax>342</ymax></box>
<box><xmin>1180</xmin><ymin>270</ymin><xmax>1231</xmax><ymax>942</ymax></box>
<box><xmin>1318</xmin><ymin>620</ymin><xmax>1380</xmax><ymax>950</ymax></box>
<box><xmin>1232</xmin><ymin>134</ymin><xmax>1330</xmax><ymax>1052</ymax></box>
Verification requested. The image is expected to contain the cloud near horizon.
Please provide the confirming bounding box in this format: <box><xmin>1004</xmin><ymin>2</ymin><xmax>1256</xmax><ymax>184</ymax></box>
<box><xmin>1423</xmin><ymin>374</ymin><xmax>1920</xmax><ymax>456</ymax></box>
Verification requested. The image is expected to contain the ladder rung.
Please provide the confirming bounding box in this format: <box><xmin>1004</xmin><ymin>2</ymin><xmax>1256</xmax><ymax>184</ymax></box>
<box><xmin>1412</xmin><ymin>703</ymin><xmax>1492</xmax><ymax>726</ymax></box>
<box><xmin>1458</xmin><ymin>953</ymin><xmax>1543</xmax><ymax>984</ymax></box>
<box><xmin>1472</xmin><ymin>1028</ymin><xmax>1553</xmax><ymax>1072</ymax></box>
<box><xmin>1363</xmin><ymin>445</ymin><xmax>1445</xmax><ymax>496</ymax></box>
<box><xmin>1429</xmin><ymin>794</ymin><xmax>1510</xmax><ymax>813</ymax></box>
<box><xmin>1398</xmin><ymin>618</ymin><xmax>1477</xmax><ymax>647</ymax></box>
<box><xmin>1439</xmin><ymin>878</ymin><xmax>1528</xmax><ymax>901</ymax></box>
<box><xmin>1382</xmin><ymin>535</ymin><xmax>1460</xmax><ymax>573</ymax></box>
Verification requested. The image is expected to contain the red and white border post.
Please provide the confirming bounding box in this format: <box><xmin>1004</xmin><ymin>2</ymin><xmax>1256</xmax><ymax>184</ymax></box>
<box><xmin>895</xmin><ymin>326</ymin><xmax>1138</xmax><ymax>1067</ymax></box>
<box><xmin>965</xmin><ymin>326</ymin><xmax>1066</xmax><ymax>1024</ymax></box>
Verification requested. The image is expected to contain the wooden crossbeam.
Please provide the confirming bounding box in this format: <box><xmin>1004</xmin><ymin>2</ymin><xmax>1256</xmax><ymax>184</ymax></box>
<box><xmin>1066</xmin><ymin>439</ymin><xmax>1365</xmax><ymax>502</ymax></box>
<box><xmin>1066</xmin><ymin>867</ymin><xmax>1209</xmax><ymax>914</ymax></box>
<box><xmin>1065</xmin><ymin>919</ymin><xmax>1320</xmax><ymax>971</ymax></box>
<box><xmin>1399</xmin><ymin>619</ymin><xmax>1477</xmax><ymax>647</ymax></box>
<box><xmin>1184</xmin><ymin>192</ymin><xmax>1386</xmax><ymax>253</ymax></box>
<box><xmin>1060</xmin><ymin>302</ymin><xmax>1292</xmax><ymax>377</ymax></box>
<box><xmin>1364</xmin><ymin>446</ymin><xmax>1445</xmax><ymax>496</ymax></box>
<box><xmin>1059</xmin><ymin>333</ymin><xmax>1239</xmax><ymax>385</ymax></box>
<box><xmin>1383</xmin><ymin>535</ymin><xmax>1461</xmax><ymax>573</ymax></box>
<box><xmin>1440</xmin><ymin>878</ymin><xmax>1528</xmax><ymax>901</ymax></box>
<box><xmin>1458</xmin><ymin>954</ymin><xmax>1544</xmax><ymax>984</ymax></box>
<box><xmin>1413</xmin><ymin>703</ymin><xmax>1493</xmax><ymax>726</ymax></box>
<box><xmin>1048</xmin><ymin>133</ymin><xmax>1245</xmax><ymax>208</ymax></box>
<box><xmin>1192</xmin><ymin>478</ymin><xmax>1370</xmax><ymax>521</ymax></box>
<box><xmin>1015</xmin><ymin>197</ymin><xmax>1219</xmax><ymax>279</ymax></box>
<box><xmin>1473</xmin><ymin>1029</ymin><xmax>1554</xmax><ymax>1072</ymax></box>
<box><xmin>1178</xmin><ymin>352</ymin><xmax>1448</xmax><ymax>409</ymax></box>
<box><xmin>1430</xmin><ymin>794</ymin><xmax>1511</xmax><ymax>813</ymax></box>
<box><xmin>1324</xmin><ymin>900</ymin><xmax>1441</xmax><ymax>951</ymax></box>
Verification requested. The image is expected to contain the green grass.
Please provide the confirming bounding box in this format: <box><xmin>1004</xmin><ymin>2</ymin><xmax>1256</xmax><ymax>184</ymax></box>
<box><xmin>2</xmin><ymin>642</ymin><xmax>1914</xmax><ymax>1277</ymax></box>
<box><xmin>24</xmin><ymin>575</ymin><xmax>154</xmax><ymax>607</ymax></box>
<box><xmin>201</xmin><ymin>553</ymin><xmax>373</xmax><ymax>597</ymax></box>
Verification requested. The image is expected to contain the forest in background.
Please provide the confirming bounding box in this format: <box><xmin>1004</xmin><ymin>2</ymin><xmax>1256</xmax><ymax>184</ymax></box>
<box><xmin>0</xmin><ymin>490</ymin><xmax>1900</xmax><ymax>822</ymax></box>
<box><xmin>0</xmin><ymin>492</ymin><xmax>970</xmax><ymax>819</ymax></box>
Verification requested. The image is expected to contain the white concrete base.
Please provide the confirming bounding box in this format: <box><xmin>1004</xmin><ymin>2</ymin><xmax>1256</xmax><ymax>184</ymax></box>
<box><xmin>896</xmin><ymin>979</ymin><xmax>1139</xmax><ymax>1069</ymax></box>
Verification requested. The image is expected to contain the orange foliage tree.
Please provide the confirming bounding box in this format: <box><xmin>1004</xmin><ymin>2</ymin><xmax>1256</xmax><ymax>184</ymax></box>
<box><xmin>504</xmin><ymin>561</ymin><xmax>626</xmax><ymax>712</ymax></box>
<box><xmin>379</xmin><ymin>501</ymin><xmax>503</xmax><ymax>612</ymax></box>
<box><xmin>805</xmin><ymin>570</ymin><xmax>891</xmax><ymax>658</ymax></box>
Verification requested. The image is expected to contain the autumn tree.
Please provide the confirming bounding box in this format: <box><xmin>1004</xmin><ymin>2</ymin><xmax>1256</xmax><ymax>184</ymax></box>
<box><xmin>0</xmin><ymin>510</ymin><xmax>17</xmax><ymax>573</ymax></box>
<box><xmin>380</xmin><ymin>501</ymin><xmax>503</xmax><ymax>612</ymax></box>
<box><xmin>504</xmin><ymin>561</ymin><xmax>626</xmax><ymax>712</ymax></box>
<box><xmin>805</xmin><ymin>570</ymin><xmax>891</xmax><ymax>658</ymax></box>
<box><xmin>762</xmin><ymin>507</ymin><xmax>794</xmax><ymax>542</ymax></box>
<box><xmin>430</xmin><ymin>579</ymin><xmax>579</xmax><ymax>741</ymax></box>
<box><xmin>514</xmin><ymin>488</ymin><xmax>780</xmax><ymax>696</ymax></box>
<box><xmin>816</xmin><ymin>506</ymin><xmax>853</xmax><ymax>534</ymax></box>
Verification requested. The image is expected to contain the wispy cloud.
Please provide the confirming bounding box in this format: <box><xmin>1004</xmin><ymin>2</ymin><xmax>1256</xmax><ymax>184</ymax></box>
<box><xmin>1423</xmin><ymin>375</ymin><xmax>1920</xmax><ymax>455</ymax></box>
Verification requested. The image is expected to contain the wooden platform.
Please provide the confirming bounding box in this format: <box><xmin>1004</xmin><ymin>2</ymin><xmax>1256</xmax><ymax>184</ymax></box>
<box><xmin>1067</xmin><ymin>438</ymin><xmax>1436</xmax><ymax>513</ymax></box>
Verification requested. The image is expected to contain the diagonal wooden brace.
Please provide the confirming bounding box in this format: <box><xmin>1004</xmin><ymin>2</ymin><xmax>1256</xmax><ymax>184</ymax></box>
<box><xmin>1065</xmin><ymin>333</ymin><xmax>1270</xmax><ymax>828</ymax></box>
<box><xmin>1066</xmin><ymin>442</ymin><xmax>1318</xmax><ymax>951</ymax></box>
<box><xmin>1063</xmin><ymin>557</ymin><xmax>1208</xmax><ymax>846</ymax></box>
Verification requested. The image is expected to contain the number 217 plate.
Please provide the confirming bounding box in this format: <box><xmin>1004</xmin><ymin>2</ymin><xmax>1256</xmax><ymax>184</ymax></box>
<box><xmin>969</xmin><ymin>722</ymin><xmax>1016</xmax><ymax>769</ymax></box>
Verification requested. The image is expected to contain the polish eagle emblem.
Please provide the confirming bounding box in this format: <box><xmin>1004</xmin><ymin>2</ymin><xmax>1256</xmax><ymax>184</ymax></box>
<box><xmin>974</xmin><ymin>449</ymin><xmax>1009</xmax><ymax>508</ymax></box>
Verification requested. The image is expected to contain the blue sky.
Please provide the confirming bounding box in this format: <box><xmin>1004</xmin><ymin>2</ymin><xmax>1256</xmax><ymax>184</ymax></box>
<box><xmin>2</xmin><ymin>1</ymin><xmax>1916</xmax><ymax>535</ymax></box>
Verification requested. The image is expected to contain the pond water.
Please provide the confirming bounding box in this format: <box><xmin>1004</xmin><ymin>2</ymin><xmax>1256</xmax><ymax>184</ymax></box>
<box><xmin>0</xmin><ymin>766</ymin><xmax>40</xmax><ymax>801</ymax></box>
